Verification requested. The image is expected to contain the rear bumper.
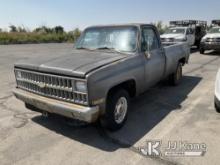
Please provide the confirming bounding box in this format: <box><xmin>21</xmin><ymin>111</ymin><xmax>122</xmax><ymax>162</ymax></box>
<box><xmin>200</xmin><ymin>42</ymin><xmax>220</xmax><ymax>50</ymax></box>
<box><xmin>13</xmin><ymin>88</ymin><xmax>100</xmax><ymax>123</ymax></box>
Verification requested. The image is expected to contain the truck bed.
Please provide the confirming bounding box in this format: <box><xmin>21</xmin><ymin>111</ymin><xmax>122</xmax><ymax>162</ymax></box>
<box><xmin>163</xmin><ymin>42</ymin><xmax>190</xmax><ymax>77</ymax></box>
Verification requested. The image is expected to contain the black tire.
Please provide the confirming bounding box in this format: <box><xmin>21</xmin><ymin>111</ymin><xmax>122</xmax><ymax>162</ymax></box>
<box><xmin>200</xmin><ymin>48</ymin><xmax>205</xmax><ymax>54</ymax></box>
<box><xmin>195</xmin><ymin>41</ymin><xmax>200</xmax><ymax>49</ymax></box>
<box><xmin>169</xmin><ymin>62</ymin><xmax>182</xmax><ymax>86</ymax></box>
<box><xmin>101</xmin><ymin>89</ymin><xmax>130</xmax><ymax>131</ymax></box>
<box><xmin>215</xmin><ymin>102</ymin><xmax>220</xmax><ymax>113</ymax></box>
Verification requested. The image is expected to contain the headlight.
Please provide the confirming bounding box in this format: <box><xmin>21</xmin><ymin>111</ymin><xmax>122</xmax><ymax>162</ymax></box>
<box><xmin>15</xmin><ymin>70</ymin><xmax>22</xmax><ymax>79</ymax></box>
<box><xmin>75</xmin><ymin>81</ymin><xmax>87</xmax><ymax>93</ymax></box>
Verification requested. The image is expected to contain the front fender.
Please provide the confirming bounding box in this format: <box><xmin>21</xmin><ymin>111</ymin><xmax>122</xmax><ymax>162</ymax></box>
<box><xmin>86</xmin><ymin>55</ymin><xmax>144</xmax><ymax>113</ymax></box>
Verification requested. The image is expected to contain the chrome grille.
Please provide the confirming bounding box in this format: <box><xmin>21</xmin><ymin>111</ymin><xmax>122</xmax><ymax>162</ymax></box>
<box><xmin>206</xmin><ymin>38</ymin><xmax>220</xmax><ymax>42</ymax></box>
<box><xmin>15</xmin><ymin>69</ymin><xmax>88</xmax><ymax>105</ymax></box>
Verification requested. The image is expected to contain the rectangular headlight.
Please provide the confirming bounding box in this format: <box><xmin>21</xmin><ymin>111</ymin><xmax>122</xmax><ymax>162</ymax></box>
<box><xmin>75</xmin><ymin>81</ymin><xmax>87</xmax><ymax>93</ymax></box>
<box><xmin>14</xmin><ymin>69</ymin><xmax>22</xmax><ymax>79</ymax></box>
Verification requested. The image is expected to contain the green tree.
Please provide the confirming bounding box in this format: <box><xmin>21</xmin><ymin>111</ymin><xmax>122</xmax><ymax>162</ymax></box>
<box><xmin>34</xmin><ymin>26</ymin><xmax>53</xmax><ymax>34</ymax></box>
<box><xmin>53</xmin><ymin>26</ymin><xmax>64</xmax><ymax>34</ymax></box>
<box><xmin>9</xmin><ymin>25</ymin><xmax>17</xmax><ymax>32</ymax></box>
<box><xmin>68</xmin><ymin>28</ymin><xmax>81</xmax><ymax>42</ymax></box>
<box><xmin>17</xmin><ymin>26</ymin><xmax>27</xmax><ymax>33</ymax></box>
<box><xmin>152</xmin><ymin>21</ymin><xmax>168</xmax><ymax>34</ymax></box>
<box><xmin>72</xmin><ymin>28</ymin><xmax>81</xmax><ymax>40</ymax></box>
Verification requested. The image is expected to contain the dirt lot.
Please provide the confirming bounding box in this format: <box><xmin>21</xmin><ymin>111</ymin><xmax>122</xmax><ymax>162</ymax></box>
<box><xmin>0</xmin><ymin>44</ymin><xmax>220</xmax><ymax>165</ymax></box>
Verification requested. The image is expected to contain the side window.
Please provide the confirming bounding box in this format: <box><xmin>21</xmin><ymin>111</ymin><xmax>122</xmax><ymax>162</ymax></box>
<box><xmin>142</xmin><ymin>28</ymin><xmax>159</xmax><ymax>51</ymax></box>
<box><xmin>187</xmin><ymin>28</ymin><xmax>194</xmax><ymax>35</ymax></box>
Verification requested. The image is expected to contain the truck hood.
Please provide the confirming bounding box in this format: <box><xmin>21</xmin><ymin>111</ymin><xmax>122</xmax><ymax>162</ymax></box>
<box><xmin>202</xmin><ymin>33</ymin><xmax>220</xmax><ymax>39</ymax></box>
<box><xmin>160</xmin><ymin>33</ymin><xmax>185</xmax><ymax>39</ymax></box>
<box><xmin>14</xmin><ymin>49</ymin><xmax>128</xmax><ymax>78</ymax></box>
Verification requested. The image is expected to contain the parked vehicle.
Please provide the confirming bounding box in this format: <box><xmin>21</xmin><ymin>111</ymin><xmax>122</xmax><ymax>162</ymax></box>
<box><xmin>13</xmin><ymin>24</ymin><xmax>190</xmax><ymax>131</ymax></box>
<box><xmin>215</xmin><ymin>68</ymin><xmax>220</xmax><ymax>113</ymax></box>
<box><xmin>161</xmin><ymin>20</ymin><xmax>207</xmax><ymax>48</ymax></box>
<box><xmin>200</xmin><ymin>20</ymin><xmax>220</xmax><ymax>54</ymax></box>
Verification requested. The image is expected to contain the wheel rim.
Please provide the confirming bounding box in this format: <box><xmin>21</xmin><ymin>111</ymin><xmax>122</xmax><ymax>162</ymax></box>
<box><xmin>114</xmin><ymin>97</ymin><xmax>128</xmax><ymax>124</ymax></box>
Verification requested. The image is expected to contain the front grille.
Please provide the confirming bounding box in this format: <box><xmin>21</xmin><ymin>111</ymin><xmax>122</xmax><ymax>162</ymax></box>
<box><xmin>15</xmin><ymin>69</ymin><xmax>88</xmax><ymax>105</ymax></box>
<box><xmin>164</xmin><ymin>38</ymin><xmax>174</xmax><ymax>42</ymax></box>
<box><xmin>206</xmin><ymin>38</ymin><xmax>220</xmax><ymax>42</ymax></box>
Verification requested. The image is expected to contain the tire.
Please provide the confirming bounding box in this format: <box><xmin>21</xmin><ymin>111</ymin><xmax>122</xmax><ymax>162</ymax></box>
<box><xmin>200</xmin><ymin>48</ymin><xmax>205</xmax><ymax>54</ymax></box>
<box><xmin>101</xmin><ymin>89</ymin><xmax>130</xmax><ymax>131</ymax></box>
<box><xmin>215</xmin><ymin>101</ymin><xmax>220</xmax><ymax>113</ymax></box>
<box><xmin>169</xmin><ymin>62</ymin><xmax>183</xmax><ymax>86</ymax></box>
<box><xmin>195</xmin><ymin>41</ymin><xmax>200</xmax><ymax>49</ymax></box>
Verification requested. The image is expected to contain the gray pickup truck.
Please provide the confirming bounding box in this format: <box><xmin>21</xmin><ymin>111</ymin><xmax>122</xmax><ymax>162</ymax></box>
<box><xmin>13</xmin><ymin>24</ymin><xmax>190</xmax><ymax>130</ymax></box>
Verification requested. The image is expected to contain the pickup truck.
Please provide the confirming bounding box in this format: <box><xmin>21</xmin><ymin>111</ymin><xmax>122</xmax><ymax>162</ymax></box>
<box><xmin>200</xmin><ymin>26</ymin><xmax>220</xmax><ymax>54</ymax></box>
<box><xmin>161</xmin><ymin>20</ymin><xmax>207</xmax><ymax>48</ymax></box>
<box><xmin>13</xmin><ymin>24</ymin><xmax>190</xmax><ymax>131</ymax></box>
<box><xmin>161</xmin><ymin>26</ymin><xmax>195</xmax><ymax>46</ymax></box>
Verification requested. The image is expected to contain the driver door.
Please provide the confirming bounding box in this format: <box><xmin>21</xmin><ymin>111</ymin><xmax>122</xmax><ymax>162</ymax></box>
<box><xmin>141</xmin><ymin>26</ymin><xmax>166</xmax><ymax>88</ymax></box>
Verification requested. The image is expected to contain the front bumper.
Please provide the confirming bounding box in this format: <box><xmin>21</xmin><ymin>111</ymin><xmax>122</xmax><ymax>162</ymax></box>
<box><xmin>200</xmin><ymin>42</ymin><xmax>220</xmax><ymax>50</ymax></box>
<box><xmin>13</xmin><ymin>88</ymin><xmax>100</xmax><ymax>123</ymax></box>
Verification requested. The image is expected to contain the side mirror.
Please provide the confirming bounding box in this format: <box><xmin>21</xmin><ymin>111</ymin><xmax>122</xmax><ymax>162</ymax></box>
<box><xmin>144</xmin><ymin>51</ymin><xmax>151</xmax><ymax>59</ymax></box>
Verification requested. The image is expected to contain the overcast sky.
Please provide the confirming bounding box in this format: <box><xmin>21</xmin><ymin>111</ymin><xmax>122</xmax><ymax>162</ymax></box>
<box><xmin>0</xmin><ymin>0</ymin><xmax>219</xmax><ymax>31</ymax></box>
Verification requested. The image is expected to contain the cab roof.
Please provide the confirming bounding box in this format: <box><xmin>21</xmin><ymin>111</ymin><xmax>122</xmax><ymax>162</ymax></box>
<box><xmin>85</xmin><ymin>23</ymin><xmax>155</xmax><ymax>29</ymax></box>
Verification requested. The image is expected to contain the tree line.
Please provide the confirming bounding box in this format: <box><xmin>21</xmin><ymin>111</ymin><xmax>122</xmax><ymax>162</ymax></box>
<box><xmin>0</xmin><ymin>25</ymin><xmax>81</xmax><ymax>44</ymax></box>
<box><xmin>0</xmin><ymin>22</ymin><xmax>169</xmax><ymax>45</ymax></box>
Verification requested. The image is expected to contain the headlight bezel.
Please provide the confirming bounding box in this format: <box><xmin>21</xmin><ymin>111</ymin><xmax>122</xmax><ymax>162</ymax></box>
<box><xmin>74</xmin><ymin>80</ymin><xmax>87</xmax><ymax>93</ymax></box>
<box><xmin>15</xmin><ymin>70</ymin><xmax>22</xmax><ymax>79</ymax></box>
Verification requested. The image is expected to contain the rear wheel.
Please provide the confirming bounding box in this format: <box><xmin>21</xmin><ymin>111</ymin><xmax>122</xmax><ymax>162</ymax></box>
<box><xmin>169</xmin><ymin>62</ymin><xmax>182</xmax><ymax>86</ymax></box>
<box><xmin>101</xmin><ymin>89</ymin><xmax>130</xmax><ymax>131</ymax></box>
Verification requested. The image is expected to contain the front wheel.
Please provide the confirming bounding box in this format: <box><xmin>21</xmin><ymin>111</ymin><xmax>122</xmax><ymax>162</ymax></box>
<box><xmin>169</xmin><ymin>62</ymin><xmax>183</xmax><ymax>86</ymax></box>
<box><xmin>101</xmin><ymin>89</ymin><xmax>130</xmax><ymax>131</ymax></box>
<box><xmin>215</xmin><ymin>103</ymin><xmax>220</xmax><ymax>113</ymax></box>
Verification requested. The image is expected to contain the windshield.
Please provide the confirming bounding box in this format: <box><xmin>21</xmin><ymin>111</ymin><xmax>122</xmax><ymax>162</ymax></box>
<box><xmin>165</xmin><ymin>28</ymin><xmax>186</xmax><ymax>34</ymax></box>
<box><xmin>75</xmin><ymin>26</ymin><xmax>138</xmax><ymax>52</ymax></box>
<box><xmin>208</xmin><ymin>27</ymin><xmax>220</xmax><ymax>33</ymax></box>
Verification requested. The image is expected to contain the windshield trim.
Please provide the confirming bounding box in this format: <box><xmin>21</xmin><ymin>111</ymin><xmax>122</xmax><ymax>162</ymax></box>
<box><xmin>74</xmin><ymin>25</ymin><xmax>139</xmax><ymax>54</ymax></box>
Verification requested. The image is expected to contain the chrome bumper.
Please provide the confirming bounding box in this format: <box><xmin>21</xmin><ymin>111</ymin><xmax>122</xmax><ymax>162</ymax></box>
<box><xmin>13</xmin><ymin>88</ymin><xmax>100</xmax><ymax>123</ymax></box>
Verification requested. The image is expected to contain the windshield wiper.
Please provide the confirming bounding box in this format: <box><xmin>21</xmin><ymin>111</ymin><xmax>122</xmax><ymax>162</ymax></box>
<box><xmin>76</xmin><ymin>47</ymin><xmax>94</xmax><ymax>51</ymax></box>
<box><xmin>96</xmin><ymin>47</ymin><xmax>122</xmax><ymax>53</ymax></box>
